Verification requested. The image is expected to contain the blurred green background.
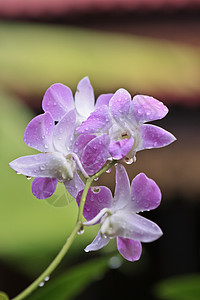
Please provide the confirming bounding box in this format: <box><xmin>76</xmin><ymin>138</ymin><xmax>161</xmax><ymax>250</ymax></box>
<box><xmin>0</xmin><ymin>1</ymin><xmax>200</xmax><ymax>299</ymax></box>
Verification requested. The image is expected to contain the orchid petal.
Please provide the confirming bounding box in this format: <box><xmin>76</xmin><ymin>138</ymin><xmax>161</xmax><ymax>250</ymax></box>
<box><xmin>81</xmin><ymin>135</ymin><xmax>110</xmax><ymax>175</ymax></box>
<box><xmin>110</xmin><ymin>210</ymin><xmax>163</xmax><ymax>242</ymax></box>
<box><xmin>73</xmin><ymin>134</ymin><xmax>96</xmax><ymax>158</ymax></box>
<box><xmin>112</xmin><ymin>164</ymin><xmax>131</xmax><ymax>209</ymax></box>
<box><xmin>84</xmin><ymin>230</ymin><xmax>110</xmax><ymax>252</ymax></box>
<box><xmin>9</xmin><ymin>153</ymin><xmax>75</xmax><ymax>181</ymax></box>
<box><xmin>77</xmin><ymin>105</ymin><xmax>112</xmax><ymax>134</ymax></box>
<box><xmin>95</xmin><ymin>93</ymin><xmax>113</xmax><ymax>108</ymax></box>
<box><xmin>75</xmin><ymin>77</ymin><xmax>95</xmax><ymax>119</ymax></box>
<box><xmin>131</xmin><ymin>95</ymin><xmax>168</xmax><ymax>123</ymax></box>
<box><xmin>42</xmin><ymin>83</ymin><xmax>74</xmax><ymax>121</ymax></box>
<box><xmin>32</xmin><ymin>177</ymin><xmax>57</xmax><ymax>199</ymax></box>
<box><xmin>109</xmin><ymin>89</ymin><xmax>131</xmax><ymax>121</ymax></box>
<box><xmin>108</xmin><ymin>137</ymin><xmax>134</xmax><ymax>160</ymax></box>
<box><xmin>53</xmin><ymin>110</ymin><xmax>76</xmax><ymax>154</ymax></box>
<box><xmin>138</xmin><ymin>124</ymin><xmax>176</xmax><ymax>151</ymax></box>
<box><xmin>64</xmin><ymin>170</ymin><xmax>84</xmax><ymax>198</ymax></box>
<box><xmin>76</xmin><ymin>186</ymin><xmax>112</xmax><ymax>221</ymax></box>
<box><xmin>24</xmin><ymin>112</ymin><xmax>54</xmax><ymax>152</ymax></box>
<box><xmin>130</xmin><ymin>173</ymin><xmax>161</xmax><ymax>212</ymax></box>
<box><xmin>117</xmin><ymin>237</ymin><xmax>142</xmax><ymax>262</ymax></box>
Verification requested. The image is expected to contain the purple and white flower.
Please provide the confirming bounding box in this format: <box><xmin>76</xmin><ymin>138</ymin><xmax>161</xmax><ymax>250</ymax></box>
<box><xmin>9</xmin><ymin>110</ymin><xmax>87</xmax><ymax>199</ymax></box>
<box><xmin>42</xmin><ymin>76</ymin><xmax>113</xmax><ymax>125</ymax></box>
<box><xmin>77</xmin><ymin>89</ymin><xmax>176</xmax><ymax>161</ymax></box>
<box><xmin>41</xmin><ymin>77</ymin><xmax>113</xmax><ymax>175</ymax></box>
<box><xmin>77</xmin><ymin>164</ymin><xmax>163</xmax><ymax>261</ymax></box>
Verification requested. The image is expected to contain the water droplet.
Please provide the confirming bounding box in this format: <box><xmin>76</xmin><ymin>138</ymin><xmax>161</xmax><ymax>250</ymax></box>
<box><xmin>53</xmin><ymin>102</ymin><xmax>57</xmax><ymax>106</ymax></box>
<box><xmin>39</xmin><ymin>281</ymin><xmax>45</xmax><ymax>287</ymax></box>
<box><xmin>108</xmin><ymin>256</ymin><xmax>122</xmax><ymax>269</ymax></box>
<box><xmin>26</xmin><ymin>176</ymin><xmax>32</xmax><ymax>180</ymax></box>
<box><xmin>94</xmin><ymin>177</ymin><xmax>99</xmax><ymax>181</ymax></box>
<box><xmin>106</xmin><ymin>168</ymin><xmax>111</xmax><ymax>174</ymax></box>
<box><xmin>92</xmin><ymin>187</ymin><xmax>101</xmax><ymax>193</ymax></box>
<box><xmin>44</xmin><ymin>276</ymin><xmax>50</xmax><ymax>282</ymax></box>
<box><xmin>124</xmin><ymin>157</ymin><xmax>133</xmax><ymax>165</ymax></box>
<box><xmin>16</xmin><ymin>171</ymin><xmax>21</xmax><ymax>175</ymax></box>
<box><xmin>77</xmin><ymin>226</ymin><xmax>84</xmax><ymax>235</ymax></box>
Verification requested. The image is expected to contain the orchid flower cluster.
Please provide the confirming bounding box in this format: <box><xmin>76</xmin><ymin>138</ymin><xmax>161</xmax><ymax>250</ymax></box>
<box><xmin>9</xmin><ymin>77</ymin><xmax>176</xmax><ymax>265</ymax></box>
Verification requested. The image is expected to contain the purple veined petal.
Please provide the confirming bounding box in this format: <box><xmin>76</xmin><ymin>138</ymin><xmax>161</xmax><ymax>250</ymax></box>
<box><xmin>109</xmin><ymin>88</ymin><xmax>131</xmax><ymax>121</ymax></box>
<box><xmin>76</xmin><ymin>186</ymin><xmax>112</xmax><ymax>221</ymax></box>
<box><xmin>81</xmin><ymin>135</ymin><xmax>110</xmax><ymax>175</ymax></box>
<box><xmin>77</xmin><ymin>105</ymin><xmax>112</xmax><ymax>135</ymax></box>
<box><xmin>112</xmin><ymin>164</ymin><xmax>131</xmax><ymax>209</ymax></box>
<box><xmin>111</xmin><ymin>210</ymin><xmax>163</xmax><ymax>242</ymax></box>
<box><xmin>42</xmin><ymin>83</ymin><xmax>74</xmax><ymax>121</ymax></box>
<box><xmin>9</xmin><ymin>152</ymin><xmax>76</xmax><ymax>181</ymax></box>
<box><xmin>84</xmin><ymin>230</ymin><xmax>110</xmax><ymax>252</ymax></box>
<box><xmin>32</xmin><ymin>177</ymin><xmax>58</xmax><ymax>199</ymax></box>
<box><xmin>95</xmin><ymin>93</ymin><xmax>113</xmax><ymax>108</ymax></box>
<box><xmin>130</xmin><ymin>173</ymin><xmax>161</xmax><ymax>212</ymax></box>
<box><xmin>24</xmin><ymin>112</ymin><xmax>54</xmax><ymax>152</ymax></box>
<box><xmin>53</xmin><ymin>110</ymin><xmax>76</xmax><ymax>154</ymax></box>
<box><xmin>75</xmin><ymin>77</ymin><xmax>95</xmax><ymax>119</ymax></box>
<box><xmin>131</xmin><ymin>95</ymin><xmax>169</xmax><ymax>123</ymax></box>
<box><xmin>117</xmin><ymin>237</ymin><xmax>142</xmax><ymax>262</ymax></box>
<box><xmin>73</xmin><ymin>134</ymin><xmax>96</xmax><ymax>158</ymax></box>
<box><xmin>137</xmin><ymin>124</ymin><xmax>176</xmax><ymax>151</ymax></box>
<box><xmin>64</xmin><ymin>170</ymin><xmax>84</xmax><ymax>198</ymax></box>
<box><xmin>108</xmin><ymin>137</ymin><xmax>134</xmax><ymax>160</ymax></box>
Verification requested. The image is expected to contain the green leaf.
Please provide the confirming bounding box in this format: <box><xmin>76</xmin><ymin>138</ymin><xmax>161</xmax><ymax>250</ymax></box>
<box><xmin>27</xmin><ymin>257</ymin><xmax>109</xmax><ymax>300</ymax></box>
<box><xmin>0</xmin><ymin>292</ymin><xmax>9</xmax><ymax>300</ymax></box>
<box><xmin>154</xmin><ymin>274</ymin><xmax>200</xmax><ymax>300</ymax></box>
<box><xmin>46</xmin><ymin>183</ymin><xmax>75</xmax><ymax>207</ymax></box>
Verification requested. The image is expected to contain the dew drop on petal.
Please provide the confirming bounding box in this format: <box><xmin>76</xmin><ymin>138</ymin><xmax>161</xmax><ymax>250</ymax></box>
<box><xmin>94</xmin><ymin>177</ymin><xmax>99</xmax><ymax>181</ymax></box>
<box><xmin>106</xmin><ymin>168</ymin><xmax>111</xmax><ymax>174</ymax></box>
<box><xmin>92</xmin><ymin>187</ymin><xmax>101</xmax><ymax>193</ymax></box>
<box><xmin>124</xmin><ymin>157</ymin><xmax>134</xmax><ymax>165</ymax></box>
<box><xmin>16</xmin><ymin>171</ymin><xmax>21</xmax><ymax>175</ymax></box>
<box><xmin>26</xmin><ymin>176</ymin><xmax>32</xmax><ymax>180</ymax></box>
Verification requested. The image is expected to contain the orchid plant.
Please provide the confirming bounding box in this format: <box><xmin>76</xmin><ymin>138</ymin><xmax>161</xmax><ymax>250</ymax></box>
<box><xmin>7</xmin><ymin>77</ymin><xmax>176</xmax><ymax>300</ymax></box>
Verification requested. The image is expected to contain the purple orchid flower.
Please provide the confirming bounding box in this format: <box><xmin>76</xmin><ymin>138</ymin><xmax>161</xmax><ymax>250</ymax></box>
<box><xmin>9</xmin><ymin>110</ymin><xmax>87</xmax><ymax>199</ymax></box>
<box><xmin>42</xmin><ymin>76</ymin><xmax>113</xmax><ymax>125</ymax></box>
<box><xmin>77</xmin><ymin>89</ymin><xmax>176</xmax><ymax>161</ymax></box>
<box><xmin>42</xmin><ymin>76</ymin><xmax>113</xmax><ymax>175</ymax></box>
<box><xmin>77</xmin><ymin>164</ymin><xmax>163</xmax><ymax>262</ymax></box>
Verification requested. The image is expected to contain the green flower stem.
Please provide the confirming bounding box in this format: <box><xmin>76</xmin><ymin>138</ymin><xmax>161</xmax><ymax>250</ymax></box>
<box><xmin>12</xmin><ymin>221</ymin><xmax>81</xmax><ymax>300</ymax></box>
<box><xmin>11</xmin><ymin>160</ymin><xmax>117</xmax><ymax>300</ymax></box>
<box><xmin>77</xmin><ymin>160</ymin><xmax>117</xmax><ymax>222</ymax></box>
